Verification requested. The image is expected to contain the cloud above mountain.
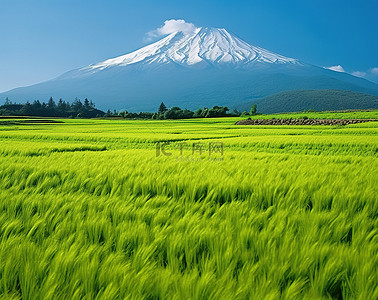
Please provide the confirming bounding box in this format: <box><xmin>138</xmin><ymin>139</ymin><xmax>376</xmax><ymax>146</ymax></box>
<box><xmin>351</xmin><ymin>71</ymin><xmax>367</xmax><ymax>78</ymax></box>
<box><xmin>146</xmin><ymin>19</ymin><xmax>197</xmax><ymax>40</ymax></box>
<box><xmin>325</xmin><ymin>65</ymin><xmax>378</xmax><ymax>83</ymax></box>
<box><xmin>351</xmin><ymin>67</ymin><xmax>378</xmax><ymax>83</ymax></box>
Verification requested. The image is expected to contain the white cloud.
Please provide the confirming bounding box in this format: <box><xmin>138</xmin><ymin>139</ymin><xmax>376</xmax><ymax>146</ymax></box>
<box><xmin>370</xmin><ymin>67</ymin><xmax>378</xmax><ymax>75</ymax></box>
<box><xmin>325</xmin><ymin>65</ymin><xmax>378</xmax><ymax>83</ymax></box>
<box><xmin>326</xmin><ymin>65</ymin><xmax>345</xmax><ymax>73</ymax></box>
<box><xmin>351</xmin><ymin>71</ymin><xmax>367</xmax><ymax>78</ymax></box>
<box><xmin>146</xmin><ymin>19</ymin><xmax>197</xmax><ymax>40</ymax></box>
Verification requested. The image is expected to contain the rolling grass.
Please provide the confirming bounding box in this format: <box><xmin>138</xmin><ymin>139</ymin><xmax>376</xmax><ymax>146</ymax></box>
<box><xmin>0</xmin><ymin>113</ymin><xmax>377</xmax><ymax>299</ymax></box>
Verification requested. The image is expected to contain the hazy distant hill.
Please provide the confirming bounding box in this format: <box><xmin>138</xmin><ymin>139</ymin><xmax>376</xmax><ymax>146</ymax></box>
<box><xmin>238</xmin><ymin>90</ymin><xmax>378</xmax><ymax>114</ymax></box>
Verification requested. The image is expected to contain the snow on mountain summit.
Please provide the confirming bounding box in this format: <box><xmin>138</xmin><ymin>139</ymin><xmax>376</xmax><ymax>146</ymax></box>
<box><xmin>79</xmin><ymin>27</ymin><xmax>300</xmax><ymax>74</ymax></box>
<box><xmin>4</xmin><ymin>24</ymin><xmax>377</xmax><ymax>112</ymax></box>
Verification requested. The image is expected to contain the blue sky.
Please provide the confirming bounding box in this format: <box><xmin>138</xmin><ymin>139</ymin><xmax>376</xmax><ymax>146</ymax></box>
<box><xmin>1</xmin><ymin>0</ymin><xmax>377</xmax><ymax>92</ymax></box>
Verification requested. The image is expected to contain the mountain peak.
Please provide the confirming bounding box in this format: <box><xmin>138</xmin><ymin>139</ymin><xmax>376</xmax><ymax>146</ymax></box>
<box><xmin>3</xmin><ymin>24</ymin><xmax>377</xmax><ymax>112</ymax></box>
<box><xmin>74</xmin><ymin>26</ymin><xmax>300</xmax><ymax>76</ymax></box>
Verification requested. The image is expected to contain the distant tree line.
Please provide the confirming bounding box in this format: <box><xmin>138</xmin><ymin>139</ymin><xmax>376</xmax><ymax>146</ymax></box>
<box><xmin>0</xmin><ymin>97</ymin><xmax>105</xmax><ymax>118</ymax></box>
<box><xmin>114</xmin><ymin>102</ymin><xmax>245</xmax><ymax>120</ymax></box>
<box><xmin>1</xmin><ymin>98</ymin><xmax>258</xmax><ymax>119</ymax></box>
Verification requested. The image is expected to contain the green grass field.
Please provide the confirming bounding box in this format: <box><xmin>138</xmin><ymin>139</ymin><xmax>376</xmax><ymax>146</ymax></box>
<box><xmin>0</xmin><ymin>112</ymin><xmax>377</xmax><ymax>299</ymax></box>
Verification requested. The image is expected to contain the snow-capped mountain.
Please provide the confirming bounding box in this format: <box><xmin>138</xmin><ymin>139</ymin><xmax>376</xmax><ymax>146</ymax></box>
<box><xmin>59</xmin><ymin>27</ymin><xmax>300</xmax><ymax>80</ymax></box>
<box><xmin>87</xmin><ymin>27</ymin><xmax>298</xmax><ymax>69</ymax></box>
<box><xmin>1</xmin><ymin>26</ymin><xmax>378</xmax><ymax>112</ymax></box>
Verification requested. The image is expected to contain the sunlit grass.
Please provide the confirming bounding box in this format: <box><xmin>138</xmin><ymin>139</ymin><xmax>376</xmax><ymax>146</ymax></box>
<box><xmin>0</xmin><ymin>114</ymin><xmax>377</xmax><ymax>299</ymax></box>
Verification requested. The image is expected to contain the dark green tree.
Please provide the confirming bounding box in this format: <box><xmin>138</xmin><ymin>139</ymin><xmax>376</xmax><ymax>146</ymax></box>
<box><xmin>158</xmin><ymin>102</ymin><xmax>168</xmax><ymax>114</ymax></box>
<box><xmin>58</xmin><ymin>98</ymin><xmax>64</xmax><ymax>108</ymax></box>
<box><xmin>164</xmin><ymin>107</ymin><xmax>183</xmax><ymax>119</ymax></box>
<box><xmin>183</xmin><ymin>109</ymin><xmax>194</xmax><ymax>118</ymax></box>
<box><xmin>250</xmin><ymin>104</ymin><xmax>257</xmax><ymax>115</ymax></box>
<box><xmin>47</xmin><ymin>97</ymin><xmax>56</xmax><ymax>109</ymax></box>
<box><xmin>72</xmin><ymin>99</ymin><xmax>83</xmax><ymax>110</ymax></box>
<box><xmin>32</xmin><ymin>100</ymin><xmax>42</xmax><ymax>109</ymax></box>
<box><xmin>194</xmin><ymin>108</ymin><xmax>203</xmax><ymax>118</ymax></box>
<box><xmin>20</xmin><ymin>101</ymin><xmax>32</xmax><ymax>115</ymax></box>
<box><xmin>202</xmin><ymin>106</ymin><xmax>229</xmax><ymax>118</ymax></box>
<box><xmin>84</xmin><ymin>98</ymin><xmax>90</xmax><ymax>108</ymax></box>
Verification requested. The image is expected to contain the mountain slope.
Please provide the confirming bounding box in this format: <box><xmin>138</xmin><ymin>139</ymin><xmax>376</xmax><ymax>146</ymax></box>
<box><xmin>238</xmin><ymin>90</ymin><xmax>378</xmax><ymax>113</ymax></box>
<box><xmin>1</xmin><ymin>27</ymin><xmax>378</xmax><ymax>111</ymax></box>
<box><xmin>61</xmin><ymin>27</ymin><xmax>300</xmax><ymax>78</ymax></box>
